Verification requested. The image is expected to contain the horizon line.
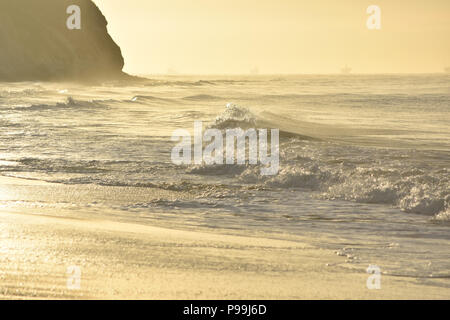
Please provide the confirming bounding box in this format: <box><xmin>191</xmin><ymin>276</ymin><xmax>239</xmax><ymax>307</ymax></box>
<box><xmin>132</xmin><ymin>71</ymin><xmax>450</xmax><ymax>77</ymax></box>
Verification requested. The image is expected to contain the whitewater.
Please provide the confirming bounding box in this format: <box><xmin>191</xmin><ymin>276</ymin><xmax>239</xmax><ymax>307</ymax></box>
<box><xmin>0</xmin><ymin>74</ymin><xmax>449</xmax><ymax>281</ymax></box>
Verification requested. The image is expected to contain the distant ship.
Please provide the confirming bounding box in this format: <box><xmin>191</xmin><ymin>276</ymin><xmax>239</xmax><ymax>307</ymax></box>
<box><xmin>445</xmin><ymin>67</ymin><xmax>450</xmax><ymax>73</ymax></box>
<box><xmin>167</xmin><ymin>68</ymin><xmax>179</xmax><ymax>75</ymax></box>
<box><xmin>341</xmin><ymin>65</ymin><xmax>352</xmax><ymax>74</ymax></box>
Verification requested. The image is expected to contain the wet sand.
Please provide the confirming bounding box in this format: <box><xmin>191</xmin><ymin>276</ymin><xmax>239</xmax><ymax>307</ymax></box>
<box><xmin>0</xmin><ymin>176</ymin><xmax>448</xmax><ymax>299</ymax></box>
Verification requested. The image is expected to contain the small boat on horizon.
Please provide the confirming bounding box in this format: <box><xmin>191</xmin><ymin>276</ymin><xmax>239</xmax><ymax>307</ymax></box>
<box><xmin>445</xmin><ymin>67</ymin><xmax>450</xmax><ymax>73</ymax></box>
<box><xmin>341</xmin><ymin>65</ymin><xmax>352</xmax><ymax>74</ymax></box>
<box><xmin>250</xmin><ymin>67</ymin><xmax>259</xmax><ymax>75</ymax></box>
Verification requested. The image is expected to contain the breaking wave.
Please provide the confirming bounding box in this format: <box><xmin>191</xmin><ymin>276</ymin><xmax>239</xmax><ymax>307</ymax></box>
<box><xmin>208</xmin><ymin>103</ymin><xmax>318</xmax><ymax>141</ymax></box>
<box><xmin>232</xmin><ymin>141</ymin><xmax>449</xmax><ymax>216</ymax></box>
<box><xmin>209</xmin><ymin>103</ymin><xmax>258</xmax><ymax>130</ymax></box>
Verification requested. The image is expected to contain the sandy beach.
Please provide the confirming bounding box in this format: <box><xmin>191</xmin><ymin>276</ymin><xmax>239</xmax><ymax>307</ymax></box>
<box><xmin>1</xmin><ymin>176</ymin><xmax>448</xmax><ymax>300</ymax></box>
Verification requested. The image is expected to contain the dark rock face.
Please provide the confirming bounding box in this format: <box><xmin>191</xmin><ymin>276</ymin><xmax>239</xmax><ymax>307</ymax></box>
<box><xmin>0</xmin><ymin>0</ymin><xmax>126</xmax><ymax>81</ymax></box>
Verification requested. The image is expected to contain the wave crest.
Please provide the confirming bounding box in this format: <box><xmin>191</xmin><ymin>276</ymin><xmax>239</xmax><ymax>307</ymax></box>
<box><xmin>209</xmin><ymin>103</ymin><xmax>257</xmax><ymax>130</ymax></box>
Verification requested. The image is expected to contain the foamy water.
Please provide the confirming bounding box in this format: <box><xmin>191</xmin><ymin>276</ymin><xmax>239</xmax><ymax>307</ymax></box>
<box><xmin>1</xmin><ymin>74</ymin><xmax>449</xmax><ymax>279</ymax></box>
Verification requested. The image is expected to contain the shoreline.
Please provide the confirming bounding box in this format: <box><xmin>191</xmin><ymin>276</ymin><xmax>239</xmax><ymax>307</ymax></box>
<box><xmin>0</xmin><ymin>212</ymin><xmax>448</xmax><ymax>299</ymax></box>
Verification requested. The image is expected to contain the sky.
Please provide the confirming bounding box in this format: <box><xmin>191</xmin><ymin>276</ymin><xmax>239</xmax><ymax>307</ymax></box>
<box><xmin>94</xmin><ymin>0</ymin><xmax>450</xmax><ymax>75</ymax></box>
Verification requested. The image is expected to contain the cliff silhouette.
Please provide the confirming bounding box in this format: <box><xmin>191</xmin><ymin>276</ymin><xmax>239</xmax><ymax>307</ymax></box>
<box><xmin>0</xmin><ymin>0</ymin><xmax>128</xmax><ymax>81</ymax></box>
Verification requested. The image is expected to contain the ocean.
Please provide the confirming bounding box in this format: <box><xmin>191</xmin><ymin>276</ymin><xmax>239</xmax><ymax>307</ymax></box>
<box><xmin>0</xmin><ymin>74</ymin><xmax>449</xmax><ymax>282</ymax></box>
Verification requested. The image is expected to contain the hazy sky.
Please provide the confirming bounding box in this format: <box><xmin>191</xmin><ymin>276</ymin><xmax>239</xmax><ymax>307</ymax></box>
<box><xmin>94</xmin><ymin>0</ymin><xmax>450</xmax><ymax>75</ymax></box>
